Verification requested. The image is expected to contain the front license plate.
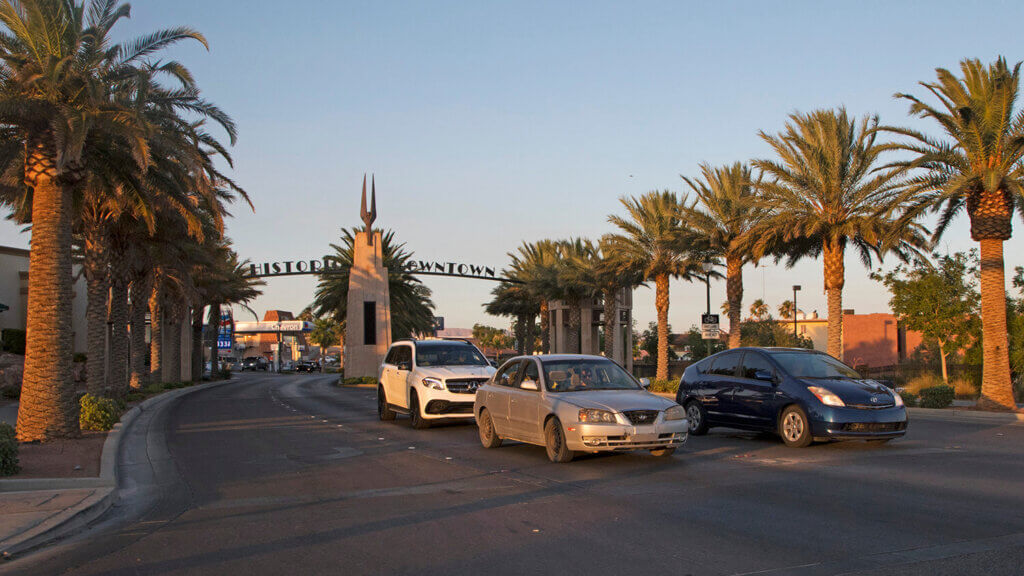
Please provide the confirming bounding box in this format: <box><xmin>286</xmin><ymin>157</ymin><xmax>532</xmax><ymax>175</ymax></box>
<box><xmin>630</xmin><ymin>433</ymin><xmax>657</xmax><ymax>443</ymax></box>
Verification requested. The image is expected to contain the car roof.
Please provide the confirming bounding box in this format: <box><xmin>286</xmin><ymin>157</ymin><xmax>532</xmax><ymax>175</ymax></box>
<box><xmin>412</xmin><ymin>339</ymin><xmax>474</xmax><ymax>348</ymax></box>
<box><xmin>503</xmin><ymin>354</ymin><xmax>616</xmax><ymax>363</ymax></box>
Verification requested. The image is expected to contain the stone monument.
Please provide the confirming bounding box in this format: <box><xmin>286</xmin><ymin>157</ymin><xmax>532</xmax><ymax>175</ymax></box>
<box><xmin>344</xmin><ymin>175</ymin><xmax>393</xmax><ymax>378</ymax></box>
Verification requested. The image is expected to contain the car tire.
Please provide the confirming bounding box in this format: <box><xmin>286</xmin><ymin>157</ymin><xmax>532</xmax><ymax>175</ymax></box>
<box><xmin>478</xmin><ymin>409</ymin><xmax>502</xmax><ymax>449</ymax></box>
<box><xmin>649</xmin><ymin>448</ymin><xmax>675</xmax><ymax>457</ymax></box>
<box><xmin>378</xmin><ymin>386</ymin><xmax>396</xmax><ymax>421</ymax></box>
<box><xmin>685</xmin><ymin>400</ymin><xmax>709</xmax><ymax>436</ymax></box>
<box><xmin>409</xmin><ymin>391</ymin><xmax>430</xmax><ymax>430</ymax></box>
<box><xmin>544</xmin><ymin>418</ymin><xmax>574</xmax><ymax>463</ymax></box>
<box><xmin>779</xmin><ymin>405</ymin><xmax>813</xmax><ymax>448</ymax></box>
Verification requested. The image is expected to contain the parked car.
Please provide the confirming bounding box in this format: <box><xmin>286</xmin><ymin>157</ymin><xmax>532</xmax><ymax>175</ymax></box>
<box><xmin>296</xmin><ymin>360</ymin><xmax>319</xmax><ymax>372</ymax></box>
<box><xmin>378</xmin><ymin>338</ymin><xmax>496</xmax><ymax>428</ymax></box>
<box><xmin>241</xmin><ymin>356</ymin><xmax>269</xmax><ymax>371</ymax></box>
<box><xmin>474</xmin><ymin>354</ymin><xmax>688</xmax><ymax>463</ymax></box>
<box><xmin>677</xmin><ymin>347</ymin><xmax>907</xmax><ymax>447</ymax></box>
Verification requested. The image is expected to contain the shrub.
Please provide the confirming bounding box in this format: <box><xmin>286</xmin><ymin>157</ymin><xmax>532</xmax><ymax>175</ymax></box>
<box><xmin>950</xmin><ymin>377</ymin><xmax>979</xmax><ymax>399</ymax></box>
<box><xmin>340</xmin><ymin>376</ymin><xmax>378</xmax><ymax>386</ymax></box>
<box><xmin>1</xmin><ymin>386</ymin><xmax>18</xmax><ymax>400</ymax></box>
<box><xmin>918</xmin><ymin>385</ymin><xmax>955</xmax><ymax>409</ymax></box>
<box><xmin>0</xmin><ymin>422</ymin><xmax>19</xmax><ymax>476</ymax></box>
<box><xmin>646</xmin><ymin>379</ymin><xmax>678</xmax><ymax>393</ymax></box>
<box><xmin>217</xmin><ymin>367</ymin><xmax>232</xmax><ymax>380</ymax></box>
<box><xmin>898</xmin><ymin>391</ymin><xmax>918</xmax><ymax>407</ymax></box>
<box><xmin>0</xmin><ymin>329</ymin><xmax>25</xmax><ymax>355</ymax></box>
<box><xmin>73</xmin><ymin>352</ymin><xmax>87</xmax><ymax>363</ymax></box>
<box><xmin>902</xmin><ymin>373</ymin><xmax>944</xmax><ymax>395</ymax></box>
<box><xmin>79</xmin><ymin>394</ymin><xmax>124</xmax><ymax>431</ymax></box>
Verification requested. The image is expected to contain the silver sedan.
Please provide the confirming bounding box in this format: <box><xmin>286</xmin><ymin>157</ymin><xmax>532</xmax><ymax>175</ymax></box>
<box><xmin>474</xmin><ymin>354</ymin><xmax>688</xmax><ymax>462</ymax></box>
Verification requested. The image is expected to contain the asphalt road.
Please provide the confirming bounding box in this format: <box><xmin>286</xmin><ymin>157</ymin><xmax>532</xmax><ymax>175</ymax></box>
<box><xmin>5</xmin><ymin>372</ymin><xmax>1024</xmax><ymax>576</ymax></box>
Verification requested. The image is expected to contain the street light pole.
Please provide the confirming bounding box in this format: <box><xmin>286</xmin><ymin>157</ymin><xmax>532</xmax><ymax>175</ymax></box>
<box><xmin>792</xmin><ymin>285</ymin><xmax>801</xmax><ymax>338</ymax></box>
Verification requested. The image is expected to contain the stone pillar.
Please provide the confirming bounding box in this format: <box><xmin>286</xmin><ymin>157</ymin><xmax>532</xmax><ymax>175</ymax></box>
<box><xmin>343</xmin><ymin>230</ymin><xmax>392</xmax><ymax>378</ymax></box>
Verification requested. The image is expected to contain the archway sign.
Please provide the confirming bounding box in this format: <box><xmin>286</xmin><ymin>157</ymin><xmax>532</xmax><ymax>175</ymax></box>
<box><xmin>243</xmin><ymin>176</ymin><xmax>517</xmax><ymax>377</ymax></box>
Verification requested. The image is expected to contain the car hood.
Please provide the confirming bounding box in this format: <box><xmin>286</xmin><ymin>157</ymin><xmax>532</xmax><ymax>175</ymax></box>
<box><xmin>553</xmin><ymin>390</ymin><xmax>677</xmax><ymax>412</ymax></box>
<box><xmin>801</xmin><ymin>377</ymin><xmax>897</xmax><ymax>406</ymax></box>
<box><xmin>419</xmin><ymin>365</ymin><xmax>496</xmax><ymax>379</ymax></box>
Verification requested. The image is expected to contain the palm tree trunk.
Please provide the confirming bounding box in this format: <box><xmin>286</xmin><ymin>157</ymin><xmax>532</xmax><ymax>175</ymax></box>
<box><xmin>129</xmin><ymin>274</ymin><xmax>151</xmax><ymax>390</ymax></box>
<box><xmin>977</xmin><ymin>238</ymin><xmax>1016</xmax><ymax>410</ymax></box>
<box><xmin>566</xmin><ymin>295</ymin><xmax>582</xmax><ymax>354</ymax></box>
<box><xmin>603</xmin><ymin>288</ymin><xmax>617</xmax><ymax>358</ymax></box>
<box><xmin>726</xmin><ymin>256</ymin><xmax>743</xmax><ymax>349</ymax></box>
<box><xmin>514</xmin><ymin>315</ymin><xmax>527</xmax><ymax>355</ymax></box>
<box><xmin>149</xmin><ymin>278</ymin><xmax>164</xmax><ymax>383</ymax></box>
<box><xmin>655</xmin><ymin>273</ymin><xmax>670</xmax><ymax>381</ymax></box>
<box><xmin>823</xmin><ymin>240</ymin><xmax>845</xmax><ymax>360</ymax></box>
<box><xmin>539</xmin><ymin>300</ymin><xmax>550</xmax><ymax>354</ymax></box>
<box><xmin>83</xmin><ymin>239</ymin><xmax>109</xmax><ymax>397</ymax></box>
<box><xmin>165</xmin><ymin>298</ymin><xmax>182</xmax><ymax>383</ymax></box>
<box><xmin>16</xmin><ymin>134</ymin><xmax>78</xmax><ymax>441</ymax></box>
<box><xmin>209</xmin><ymin>303</ymin><xmax>221</xmax><ymax>378</ymax></box>
<box><xmin>190</xmin><ymin>305</ymin><xmax>204</xmax><ymax>383</ymax></box>
<box><xmin>107</xmin><ymin>277</ymin><xmax>129</xmax><ymax>399</ymax></box>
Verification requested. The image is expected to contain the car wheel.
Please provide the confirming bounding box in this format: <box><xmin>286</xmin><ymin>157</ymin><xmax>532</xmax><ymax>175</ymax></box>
<box><xmin>544</xmin><ymin>418</ymin><xmax>574</xmax><ymax>463</ymax></box>
<box><xmin>649</xmin><ymin>448</ymin><xmax>675</xmax><ymax>457</ymax></box>
<box><xmin>685</xmin><ymin>400</ymin><xmax>709</xmax><ymax>436</ymax></box>
<box><xmin>477</xmin><ymin>408</ymin><xmax>502</xmax><ymax>449</ymax></box>
<box><xmin>409</xmin><ymin>391</ymin><xmax>430</xmax><ymax>430</ymax></box>
<box><xmin>378</xmin><ymin>386</ymin><xmax>396</xmax><ymax>421</ymax></box>
<box><xmin>779</xmin><ymin>405</ymin><xmax>813</xmax><ymax>448</ymax></box>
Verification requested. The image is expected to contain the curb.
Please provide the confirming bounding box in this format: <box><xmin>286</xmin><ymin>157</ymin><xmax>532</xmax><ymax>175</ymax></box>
<box><xmin>0</xmin><ymin>378</ymin><xmax>236</xmax><ymax>559</ymax></box>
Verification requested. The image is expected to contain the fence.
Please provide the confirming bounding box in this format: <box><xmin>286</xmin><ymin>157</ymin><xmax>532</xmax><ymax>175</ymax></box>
<box><xmin>859</xmin><ymin>363</ymin><xmax>982</xmax><ymax>390</ymax></box>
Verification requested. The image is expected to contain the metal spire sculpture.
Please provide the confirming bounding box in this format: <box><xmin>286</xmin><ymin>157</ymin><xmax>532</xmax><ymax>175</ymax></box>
<box><xmin>360</xmin><ymin>173</ymin><xmax>377</xmax><ymax>235</ymax></box>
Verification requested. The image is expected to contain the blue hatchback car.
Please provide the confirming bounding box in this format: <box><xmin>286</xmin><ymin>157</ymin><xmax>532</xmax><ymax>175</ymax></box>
<box><xmin>676</xmin><ymin>347</ymin><xmax>908</xmax><ymax>447</ymax></box>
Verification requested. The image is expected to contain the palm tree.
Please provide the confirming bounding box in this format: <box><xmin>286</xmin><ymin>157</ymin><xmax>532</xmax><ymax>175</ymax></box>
<box><xmin>506</xmin><ymin>240</ymin><xmax>560</xmax><ymax>353</ymax></box>
<box><xmin>752</xmin><ymin>109</ymin><xmax>926</xmax><ymax>360</ymax></box>
<box><xmin>748</xmin><ymin>299</ymin><xmax>769</xmax><ymax>320</ymax></box>
<box><xmin>778</xmin><ymin>300</ymin><xmax>796</xmax><ymax>319</ymax></box>
<box><xmin>0</xmin><ymin>0</ymin><xmax>209</xmax><ymax>440</ymax></box>
<box><xmin>606</xmin><ymin>191</ymin><xmax>706</xmax><ymax>381</ymax></box>
<box><xmin>553</xmin><ymin>238</ymin><xmax>599</xmax><ymax>354</ymax></box>
<box><xmin>681</xmin><ymin>163</ymin><xmax>764</xmax><ymax>349</ymax></box>
<box><xmin>199</xmin><ymin>246</ymin><xmax>263</xmax><ymax>380</ymax></box>
<box><xmin>308</xmin><ymin>317</ymin><xmax>342</xmax><ymax>372</ymax></box>
<box><xmin>593</xmin><ymin>237</ymin><xmax>642</xmax><ymax>359</ymax></box>
<box><xmin>884</xmin><ymin>58</ymin><xmax>1024</xmax><ymax>410</ymax></box>
<box><xmin>313</xmin><ymin>228</ymin><xmax>435</xmax><ymax>339</ymax></box>
<box><xmin>484</xmin><ymin>282</ymin><xmax>540</xmax><ymax>354</ymax></box>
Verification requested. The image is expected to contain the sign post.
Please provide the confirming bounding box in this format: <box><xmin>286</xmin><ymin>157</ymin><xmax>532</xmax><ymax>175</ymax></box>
<box><xmin>701</xmin><ymin>313</ymin><xmax>720</xmax><ymax>341</ymax></box>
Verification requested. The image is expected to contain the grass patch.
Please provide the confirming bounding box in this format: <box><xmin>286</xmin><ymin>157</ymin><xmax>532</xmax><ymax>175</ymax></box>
<box><xmin>339</xmin><ymin>376</ymin><xmax>378</xmax><ymax>386</ymax></box>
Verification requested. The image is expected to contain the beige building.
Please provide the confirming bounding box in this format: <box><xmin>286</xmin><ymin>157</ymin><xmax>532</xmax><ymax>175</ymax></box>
<box><xmin>548</xmin><ymin>287</ymin><xmax>634</xmax><ymax>371</ymax></box>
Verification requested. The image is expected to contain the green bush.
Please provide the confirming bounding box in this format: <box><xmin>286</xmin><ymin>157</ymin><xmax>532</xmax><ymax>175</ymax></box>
<box><xmin>0</xmin><ymin>422</ymin><xmax>19</xmax><ymax>476</ymax></box>
<box><xmin>899</xmin><ymin>391</ymin><xmax>919</xmax><ymax>407</ymax></box>
<box><xmin>919</xmin><ymin>385</ymin><xmax>955</xmax><ymax>409</ymax></box>
<box><xmin>340</xmin><ymin>376</ymin><xmax>378</xmax><ymax>386</ymax></box>
<box><xmin>79</xmin><ymin>394</ymin><xmax>124</xmax><ymax>431</ymax></box>
<box><xmin>646</xmin><ymin>379</ymin><xmax>678</xmax><ymax>393</ymax></box>
<box><xmin>1</xmin><ymin>329</ymin><xmax>25</xmax><ymax>355</ymax></box>
<box><xmin>1</xmin><ymin>386</ymin><xmax>18</xmax><ymax>400</ymax></box>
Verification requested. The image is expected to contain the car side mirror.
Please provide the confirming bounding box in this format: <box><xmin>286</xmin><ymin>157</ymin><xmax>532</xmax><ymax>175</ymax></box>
<box><xmin>397</xmin><ymin>361</ymin><xmax>412</xmax><ymax>372</ymax></box>
<box><xmin>754</xmin><ymin>369</ymin><xmax>775</xmax><ymax>383</ymax></box>
<box><xmin>639</xmin><ymin>377</ymin><xmax>651</xmax><ymax>388</ymax></box>
<box><xmin>521</xmin><ymin>379</ymin><xmax>539</xmax><ymax>391</ymax></box>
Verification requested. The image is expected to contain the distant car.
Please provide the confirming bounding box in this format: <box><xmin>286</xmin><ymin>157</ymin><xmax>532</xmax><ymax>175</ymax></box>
<box><xmin>296</xmin><ymin>360</ymin><xmax>319</xmax><ymax>372</ymax></box>
<box><xmin>378</xmin><ymin>339</ymin><xmax>496</xmax><ymax>428</ymax></box>
<box><xmin>474</xmin><ymin>354</ymin><xmax>688</xmax><ymax>463</ymax></box>
<box><xmin>281</xmin><ymin>361</ymin><xmax>296</xmax><ymax>372</ymax></box>
<box><xmin>677</xmin><ymin>347</ymin><xmax>908</xmax><ymax>447</ymax></box>
<box><xmin>241</xmin><ymin>356</ymin><xmax>269</xmax><ymax>371</ymax></box>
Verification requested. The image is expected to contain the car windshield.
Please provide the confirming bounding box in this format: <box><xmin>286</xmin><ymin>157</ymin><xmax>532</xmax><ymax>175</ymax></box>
<box><xmin>542</xmin><ymin>359</ymin><xmax>640</xmax><ymax>392</ymax></box>
<box><xmin>416</xmin><ymin>344</ymin><xmax>488</xmax><ymax>367</ymax></box>
<box><xmin>770</xmin><ymin>352</ymin><xmax>861</xmax><ymax>379</ymax></box>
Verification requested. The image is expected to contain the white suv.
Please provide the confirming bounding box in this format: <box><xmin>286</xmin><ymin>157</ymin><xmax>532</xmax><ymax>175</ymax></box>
<box><xmin>377</xmin><ymin>339</ymin><xmax>497</xmax><ymax>429</ymax></box>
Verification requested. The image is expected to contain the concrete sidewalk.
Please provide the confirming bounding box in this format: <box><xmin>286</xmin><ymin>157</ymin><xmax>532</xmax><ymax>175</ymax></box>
<box><xmin>0</xmin><ymin>380</ymin><xmax>231</xmax><ymax>559</ymax></box>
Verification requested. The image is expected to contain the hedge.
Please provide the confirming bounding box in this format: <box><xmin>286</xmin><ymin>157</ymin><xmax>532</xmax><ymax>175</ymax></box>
<box><xmin>919</xmin><ymin>385</ymin><xmax>955</xmax><ymax>409</ymax></box>
<box><xmin>0</xmin><ymin>422</ymin><xmax>18</xmax><ymax>476</ymax></box>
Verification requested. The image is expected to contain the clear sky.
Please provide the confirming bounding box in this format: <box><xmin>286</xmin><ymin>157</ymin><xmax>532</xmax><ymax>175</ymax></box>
<box><xmin>2</xmin><ymin>0</ymin><xmax>1024</xmax><ymax>333</ymax></box>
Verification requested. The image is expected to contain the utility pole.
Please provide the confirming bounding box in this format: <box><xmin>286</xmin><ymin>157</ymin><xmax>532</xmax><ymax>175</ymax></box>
<box><xmin>792</xmin><ymin>285</ymin><xmax>801</xmax><ymax>339</ymax></box>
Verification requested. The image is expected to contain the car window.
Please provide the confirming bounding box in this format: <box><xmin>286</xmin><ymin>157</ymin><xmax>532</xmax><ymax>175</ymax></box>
<box><xmin>392</xmin><ymin>345</ymin><xmax>412</xmax><ymax>367</ymax></box>
<box><xmin>518</xmin><ymin>360</ymin><xmax>540</xmax><ymax>390</ymax></box>
<box><xmin>739</xmin><ymin>352</ymin><xmax>775</xmax><ymax>380</ymax></box>
<box><xmin>415</xmin><ymin>343</ymin><xmax>488</xmax><ymax>367</ymax></box>
<box><xmin>771</xmin><ymin>352</ymin><xmax>861</xmax><ymax>379</ymax></box>
<box><xmin>542</xmin><ymin>358</ymin><xmax>640</xmax><ymax>392</ymax></box>
<box><xmin>708</xmin><ymin>352</ymin><xmax>741</xmax><ymax>376</ymax></box>
<box><xmin>384</xmin><ymin>347</ymin><xmax>398</xmax><ymax>365</ymax></box>
<box><xmin>494</xmin><ymin>361</ymin><xmax>521</xmax><ymax>387</ymax></box>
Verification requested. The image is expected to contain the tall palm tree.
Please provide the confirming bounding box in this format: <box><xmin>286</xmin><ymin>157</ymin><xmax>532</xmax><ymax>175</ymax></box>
<box><xmin>199</xmin><ymin>246</ymin><xmax>263</xmax><ymax>380</ymax></box>
<box><xmin>506</xmin><ymin>240</ymin><xmax>560</xmax><ymax>353</ymax></box>
<box><xmin>591</xmin><ymin>237</ymin><xmax>642</xmax><ymax>359</ymax></box>
<box><xmin>0</xmin><ymin>0</ymin><xmax>209</xmax><ymax>440</ymax></box>
<box><xmin>484</xmin><ymin>282</ymin><xmax>539</xmax><ymax>354</ymax></box>
<box><xmin>313</xmin><ymin>228</ymin><xmax>435</xmax><ymax>339</ymax></box>
<box><xmin>681</xmin><ymin>163</ymin><xmax>765</xmax><ymax>349</ymax></box>
<box><xmin>884</xmin><ymin>58</ymin><xmax>1024</xmax><ymax>411</ymax></box>
<box><xmin>606</xmin><ymin>191</ymin><xmax>706</xmax><ymax>380</ymax></box>
<box><xmin>748</xmin><ymin>299</ymin><xmax>769</xmax><ymax>320</ymax></box>
<box><xmin>752</xmin><ymin>109</ymin><xmax>926</xmax><ymax>360</ymax></box>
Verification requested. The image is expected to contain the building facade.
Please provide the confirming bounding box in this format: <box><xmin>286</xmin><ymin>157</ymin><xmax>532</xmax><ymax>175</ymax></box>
<box><xmin>548</xmin><ymin>287</ymin><xmax>634</xmax><ymax>370</ymax></box>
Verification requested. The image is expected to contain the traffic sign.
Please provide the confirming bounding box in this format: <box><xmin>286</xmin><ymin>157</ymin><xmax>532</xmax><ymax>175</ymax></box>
<box><xmin>701</xmin><ymin>313</ymin><xmax>720</xmax><ymax>340</ymax></box>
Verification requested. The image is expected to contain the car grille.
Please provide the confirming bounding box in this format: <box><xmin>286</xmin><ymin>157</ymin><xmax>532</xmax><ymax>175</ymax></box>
<box><xmin>623</xmin><ymin>410</ymin><xmax>660</xmax><ymax>426</ymax></box>
<box><xmin>445</xmin><ymin>378</ymin><xmax>487</xmax><ymax>394</ymax></box>
<box><xmin>842</xmin><ymin>422</ymin><xmax>906</xmax><ymax>432</ymax></box>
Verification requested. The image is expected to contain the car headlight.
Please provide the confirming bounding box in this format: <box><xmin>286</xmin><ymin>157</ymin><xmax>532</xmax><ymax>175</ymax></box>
<box><xmin>664</xmin><ymin>405</ymin><xmax>686</xmax><ymax>421</ymax></box>
<box><xmin>808</xmin><ymin>386</ymin><xmax>845</xmax><ymax>407</ymax></box>
<box><xmin>578</xmin><ymin>408</ymin><xmax>616</xmax><ymax>423</ymax></box>
<box><xmin>887</xmin><ymin>388</ymin><xmax>904</xmax><ymax>407</ymax></box>
<box><xmin>421</xmin><ymin>377</ymin><xmax>445</xmax><ymax>390</ymax></box>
